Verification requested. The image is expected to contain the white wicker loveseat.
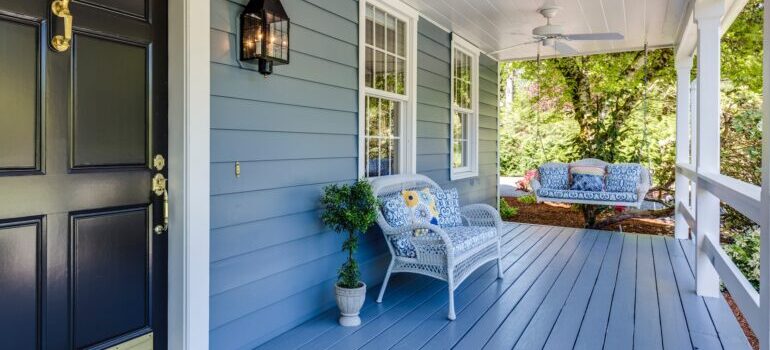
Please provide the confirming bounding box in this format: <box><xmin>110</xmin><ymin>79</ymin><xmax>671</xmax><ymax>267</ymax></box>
<box><xmin>369</xmin><ymin>174</ymin><xmax>504</xmax><ymax>320</ymax></box>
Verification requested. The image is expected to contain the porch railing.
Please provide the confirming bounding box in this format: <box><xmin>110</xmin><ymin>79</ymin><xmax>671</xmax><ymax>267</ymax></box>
<box><xmin>672</xmin><ymin>2</ymin><xmax>770</xmax><ymax>348</ymax></box>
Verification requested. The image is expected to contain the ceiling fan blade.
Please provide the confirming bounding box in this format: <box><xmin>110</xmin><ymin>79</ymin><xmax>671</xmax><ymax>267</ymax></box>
<box><xmin>553</xmin><ymin>41</ymin><xmax>578</xmax><ymax>55</ymax></box>
<box><xmin>563</xmin><ymin>32</ymin><xmax>624</xmax><ymax>41</ymax></box>
<box><xmin>489</xmin><ymin>40</ymin><xmax>541</xmax><ymax>55</ymax></box>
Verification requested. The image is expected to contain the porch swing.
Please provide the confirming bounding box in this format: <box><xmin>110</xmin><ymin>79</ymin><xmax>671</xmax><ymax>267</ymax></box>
<box><xmin>529</xmin><ymin>44</ymin><xmax>653</xmax><ymax>209</ymax></box>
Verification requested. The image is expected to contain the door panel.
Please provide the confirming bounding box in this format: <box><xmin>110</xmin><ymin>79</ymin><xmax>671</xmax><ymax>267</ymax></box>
<box><xmin>0</xmin><ymin>219</ymin><xmax>42</xmax><ymax>350</ymax></box>
<box><xmin>0</xmin><ymin>0</ymin><xmax>167</xmax><ymax>348</ymax></box>
<box><xmin>0</xmin><ymin>17</ymin><xmax>42</xmax><ymax>173</ymax></box>
<box><xmin>78</xmin><ymin>0</ymin><xmax>148</xmax><ymax>20</ymax></box>
<box><xmin>72</xmin><ymin>207</ymin><xmax>150</xmax><ymax>348</ymax></box>
<box><xmin>72</xmin><ymin>34</ymin><xmax>148</xmax><ymax>169</ymax></box>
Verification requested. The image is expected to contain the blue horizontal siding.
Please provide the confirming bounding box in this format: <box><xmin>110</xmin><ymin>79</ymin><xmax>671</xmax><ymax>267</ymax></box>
<box><xmin>209</xmin><ymin>1</ymin><xmax>498</xmax><ymax>348</ymax></box>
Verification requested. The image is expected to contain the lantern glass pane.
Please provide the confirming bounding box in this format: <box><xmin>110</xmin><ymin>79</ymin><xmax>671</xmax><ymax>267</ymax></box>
<box><xmin>242</xmin><ymin>13</ymin><xmax>263</xmax><ymax>59</ymax></box>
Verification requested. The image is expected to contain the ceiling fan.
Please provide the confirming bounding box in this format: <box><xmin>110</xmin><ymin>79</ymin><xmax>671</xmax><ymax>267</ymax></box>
<box><xmin>491</xmin><ymin>5</ymin><xmax>624</xmax><ymax>56</ymax></box>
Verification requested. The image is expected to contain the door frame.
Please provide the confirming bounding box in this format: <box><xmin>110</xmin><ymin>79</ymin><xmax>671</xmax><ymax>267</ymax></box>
<box><xmin>167</xmin><ymin>0</ymin><xmax>210</xmax><ymax>349</ymax></box>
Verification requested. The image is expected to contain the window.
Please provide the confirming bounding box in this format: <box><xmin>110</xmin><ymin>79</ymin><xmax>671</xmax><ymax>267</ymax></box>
<box><xmin>359</xmin><ymin>0</ymin><xmax>417</xmax><ymax>177</ymax></box>
<box><xmin>451</xmin><ymin>36</ymin><xmax>480</xmax><ymax>179</ymax></box>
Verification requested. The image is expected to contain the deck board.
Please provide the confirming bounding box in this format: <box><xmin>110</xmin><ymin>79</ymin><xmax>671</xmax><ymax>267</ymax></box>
<box><xmin>258</xmin><ymin>223</ymin><xmax>750</xmax><ymax>350</ymax></box>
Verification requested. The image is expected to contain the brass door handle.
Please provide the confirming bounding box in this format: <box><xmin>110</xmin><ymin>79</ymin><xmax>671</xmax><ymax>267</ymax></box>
<box><xmin>152</xmin><ymin>173</ymin><xmax>168</xmax><ymax>235</ymax></box>
<box><xmin>51</xmin><ymin>0</ymin><xmax>72</xmax><ymax>52</ymax></box>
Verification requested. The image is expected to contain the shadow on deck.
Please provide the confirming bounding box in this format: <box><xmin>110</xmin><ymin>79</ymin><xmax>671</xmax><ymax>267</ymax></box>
<box><xmin>259</xmin><ymin>223</ymin><xmax>750</xmax><ymax>350</ymax></box>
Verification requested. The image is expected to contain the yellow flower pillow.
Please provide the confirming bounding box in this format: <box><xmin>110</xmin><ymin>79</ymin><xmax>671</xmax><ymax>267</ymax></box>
<box><xmin>400</xmin><ymin>188</ymin><xmax>439</xmax><ymax>235</ymax></box>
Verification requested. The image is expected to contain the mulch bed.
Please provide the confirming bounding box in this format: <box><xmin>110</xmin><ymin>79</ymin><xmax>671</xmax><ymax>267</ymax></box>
<box><xmin>502</xmin><ymin>197</ymin><xmax>674</xmax><ymax>235</ymax></box>
<box><xmin>724</xmin><ymin>291</ymin><xmax>760</xmax><ymax>350</ymax></box>
<box><xmin>503</xmin><ymin>196</ymin><xmax>758</xmax><ymax>349</ymax></box>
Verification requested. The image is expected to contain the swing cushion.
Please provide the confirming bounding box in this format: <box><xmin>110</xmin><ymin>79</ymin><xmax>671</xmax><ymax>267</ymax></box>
<box><xmin>606</xmin><ymin>164</ymin><xmax>642</xmax><ymax>193</ymax></box>
<box><xmin>539</xmin><ymin>163</ymin><xmax>570</xmax><ymax>190</ymax></box>
<box><xmin>536</xmin><ymin>188</ymin><xmax>638</xmax><ymax>203</ymax></box>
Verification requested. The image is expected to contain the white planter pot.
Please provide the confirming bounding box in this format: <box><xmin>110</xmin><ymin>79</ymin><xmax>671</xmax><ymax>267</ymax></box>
<box><xmin>335</xmin><ymin>282</ymin><xmax>366</xmax><ymax>327</ymax></box>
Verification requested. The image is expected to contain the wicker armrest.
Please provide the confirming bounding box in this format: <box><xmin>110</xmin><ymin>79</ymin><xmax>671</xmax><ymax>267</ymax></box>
<box><xmin>460</xmin><ymin>204</ymin><xmax>503</xmax><ymax>229</ymax></box>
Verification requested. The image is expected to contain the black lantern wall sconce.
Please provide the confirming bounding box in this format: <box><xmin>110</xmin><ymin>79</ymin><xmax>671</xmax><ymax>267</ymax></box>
<box><xmin>240</xmin><ymin>0</ymin><xmax>290</xmax><ymax>76</ymax></box>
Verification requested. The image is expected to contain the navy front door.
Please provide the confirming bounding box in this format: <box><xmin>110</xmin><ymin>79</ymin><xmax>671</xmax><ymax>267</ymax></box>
<box><xmin>0</xmin><ymin>0</ymin><xmax>168</xmax><ymax>348</ymax></box>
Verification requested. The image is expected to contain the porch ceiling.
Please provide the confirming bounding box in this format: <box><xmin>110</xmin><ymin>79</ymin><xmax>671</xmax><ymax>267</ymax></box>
<box><xmin>403</xmin><ymin>0</ymin><xmax>742</xmax><ymax>61</ymax></box>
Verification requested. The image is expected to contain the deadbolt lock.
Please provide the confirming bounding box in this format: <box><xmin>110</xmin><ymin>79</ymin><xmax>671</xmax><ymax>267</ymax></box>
<box><xmin>152</xmin><ymin>173</ymin><xmax>167</xmax><ymax>196</ymax></box>
<box><xmin>153</xmin><ymin>154</ymin><xmax>166</xmax><ymax>171</ymax></box>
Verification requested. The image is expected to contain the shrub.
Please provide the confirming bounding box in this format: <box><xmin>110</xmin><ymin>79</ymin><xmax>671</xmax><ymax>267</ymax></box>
<box><xmin>499</xmin><ymin>198</ymin><xmax>518</xmax><ymax>220</ymax></box>
<box><xmin>517</xmin><ymin>194</ymin><xmax>537</xmax><ymax>205</ymax></box>
<box><xmin>320</xmin><ymin>180</ymin><xmax>379</xmax><ymax>289</ymax></box>
<box><xmin>724</xmin><ymin>228</ymin><xmax>760</xmax><ymax>290</ymax></box>
<box><xmin>516</xmin><ymin>169</ymin><xmax>539</xmax><ymax>191</ymax></box>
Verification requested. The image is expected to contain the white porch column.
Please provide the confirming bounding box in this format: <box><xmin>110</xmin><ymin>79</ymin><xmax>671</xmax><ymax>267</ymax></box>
<box><xmin>675</xmin><ymin>59</ymin><xmax>693</xmax><ymax>239</ymax></box>
<box><xmin>759</xmin><ymin>1</ymin><xmax>770</xmax><ymax>349</ymax></box>
<box><xmin>694</xmin><ymin>0</ymin><xmax>724</xmax><ymax>298</ymax></box>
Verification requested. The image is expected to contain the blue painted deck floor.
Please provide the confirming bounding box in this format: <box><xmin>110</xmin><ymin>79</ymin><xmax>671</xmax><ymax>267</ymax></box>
<box><xmin>259</xmin><ymin>223</ymin><xmax>750</xmax><ymax>350</ymax></box>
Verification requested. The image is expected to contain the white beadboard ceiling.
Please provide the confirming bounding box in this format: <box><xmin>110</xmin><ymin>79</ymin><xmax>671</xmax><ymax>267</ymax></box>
<box><xmin>402</xmin><ymin>0</ymin><xmax>692</xmax><ymax>61</ymax></box>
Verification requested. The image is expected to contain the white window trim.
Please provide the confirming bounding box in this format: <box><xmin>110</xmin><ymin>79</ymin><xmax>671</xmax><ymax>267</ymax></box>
<box><xmin>358</xmin><ymin>0</ymin><xmax>418</xmax><ymax>178</ymax></box>
<box><xmin>450</xmin><ymin>34</ymin><xmax>480</xmax><ymax>180</ymax></box>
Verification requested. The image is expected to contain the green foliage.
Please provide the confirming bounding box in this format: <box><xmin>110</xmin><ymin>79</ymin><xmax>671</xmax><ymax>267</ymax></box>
<box><xmin>724</xmin><ymin>228</ymin><xmax>761</xmax><ymax>290</ymax></box>
<box><xmin>320</xmin><ymin>180</ymin><xmax>379</xmax><ymax>289</ymax></box>
<box><xmin>517</xmin><ymin>194</ymin><xmax>537</xmax><ymax>205</ymax></box>
<box><xmin>499</xmin><ymin>49</ymin><xmax>677</xmax><ymax>188</ymax></box>
<box><xmin>499</xmin><ymin>198</ymin><xmax>518</xmax><ymax>220</ymax></box>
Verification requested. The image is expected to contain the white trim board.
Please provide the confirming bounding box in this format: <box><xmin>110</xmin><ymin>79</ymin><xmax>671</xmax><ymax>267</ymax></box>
<box><xmin>167</xmin><ymin>0</ymin><xmax>210</xmax><ymax>348</ymax></box>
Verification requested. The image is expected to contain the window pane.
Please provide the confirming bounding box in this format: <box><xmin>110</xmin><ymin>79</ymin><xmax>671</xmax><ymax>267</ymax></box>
<box><xmin>386</xmin><ymin>15</ymin><xmax>396</xmax><ymax>54</ymax></box>
<box><xmin>367</xmin><ymin>138</ymin><xmax>380</xmax><ymax>177</ymax></box>
<box><xmin>375</xmin><ymin>50</ymin><xmax>385</xmax><ymax>90</ymax></box>
<box><xmin>390</xmin><ymin>100</ymin><xmax>400</xmax><ymax>136</ymax></box>
<box><xmin>380</xmin><ymin>99</ymin><xmax>391</xmax><ymax>138</ymax></box>
<box><xmin>397</xmin><ymin>20</ymin><xmax>406</xmax><ymax>57</ymax></box>
<box><xmin>366</xmin><ymin>5</ymin><xmax>374</xmax><ymax>45</ymax></box>
<box><xmin>365</xmin><ymin>48</ymin><xmax>373</xmax><ymax>88</ymax></box>
<box><xmin>452</xmin><ymin>141</ymin><xmax>467</xmax><ymax>168</ymax></box>
<box><xmin>396</xmin><ymin>58</ymin><xmax>405</xmax><ymax>95</ymax></box>
<box><xmin>375</xmin><ymin>8</ymin><xmax>385</xmax><ymax>49</ymax></box>
<box><xmin>453</xmin><ymin>112</ymin><xmax>463</xmax><ymax>140</ymax></box>
<box><xmin>367</xmin><ymin>96</ymin><xmax>380</xmax><ymax>136</ymax></box>
<box><xmin>386</xmin><ymin>55</ymin><xmax>395</xmax><ymax>93</ymax></box>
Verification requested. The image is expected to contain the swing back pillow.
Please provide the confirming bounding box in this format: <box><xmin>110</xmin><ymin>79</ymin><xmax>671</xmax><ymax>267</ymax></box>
<box><xmin>606</xmin><ymin>164</ymin><xmax>642</xmax><ymax>193</ymax></box>
<box><xmin>569</xmin><ymin>165</ymin><xmax>605</xmax><ymax>192</ymax></box>
<box><xmin>539</xmin><ymin>163</ymin><xmax>570</xmax><ymax>190</ymax></box>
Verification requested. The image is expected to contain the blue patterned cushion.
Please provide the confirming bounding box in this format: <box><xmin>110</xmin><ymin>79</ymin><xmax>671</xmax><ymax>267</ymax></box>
<box><xmin>570</xmin><ymin>174</ymin><xmax>604</xmax><ymax>192</ymax></box>
<box><xmin>387</xmin><ymin>225</ymin><xmax>498</xmax><ymax>258</ymax></box>
<box><xmin>431</xmin><ymin>188</ymin><xmax>463</xmax><ymax>228</ymax></box>
<box><xmin>389</xmin><ymin>234</ymin><xmax>417</xmax><ymax>258</ymax></box>
<box><xmin>441</xmin><ymin>226</ymin><xmax>498</xmax><ymax>256</ymax></box>
<box><xmin>381</xmin><ymin>194</ymin><xmax>410</xmax><ymax>228</ymax></box>
<box><xmin>606</xmin><ymin>164</ymin><xmax>641</xmax><ymax>193</ymax></box>
<box><xmin>539</xmin><ymin>163</ymin><xmax>569</xmax><ymax>190</ymax></box>
<box><xmin>537</xmin><ymin>188</ymin><xmax>638</xmax><ymax>203</ymax></box>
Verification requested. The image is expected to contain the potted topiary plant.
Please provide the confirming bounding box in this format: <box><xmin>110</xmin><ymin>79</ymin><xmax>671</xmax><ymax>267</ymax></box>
<box><xmin>320</xmin><ymin>180</ymin><xmax>379</xmax><ymax>327</ymax></box>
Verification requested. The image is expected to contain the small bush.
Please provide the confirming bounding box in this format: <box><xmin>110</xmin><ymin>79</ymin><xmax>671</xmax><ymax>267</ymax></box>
<box><xmin>499</xmin><ymin>198</ymin><xmax>518</xmax><ymax>220</ymax></box>
<box><xmin>724</xmin><ymin>228</ymin><xmax>760</xmax><ymax>290</ymax></box>
<box><xmin>517</xmin><ymin>194</ymin><xmax>537</xmax><ymax>205</ymax></box>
